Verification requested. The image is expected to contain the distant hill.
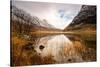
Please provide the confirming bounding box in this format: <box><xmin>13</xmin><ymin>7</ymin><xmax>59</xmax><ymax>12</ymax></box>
<box><xmin>11</xmin><ymin>6</ymin><xmax>60</xmax><ymax>34</ymax></box>
<box><xmin>64</xmin><ymin>5</ymin><xmax>96</xmax><ymax>31</ymax></box>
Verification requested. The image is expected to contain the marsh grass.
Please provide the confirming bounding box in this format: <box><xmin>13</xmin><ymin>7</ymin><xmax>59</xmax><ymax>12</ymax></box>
<box><xmin>11</xmin><ymin>31</ymin><xmax>96</xmax><ymax>66</ymax></box>
<box><xmin>11</xmin><ymin>32</ymin><xmax>56</xmax><ymax>66</ymax></box>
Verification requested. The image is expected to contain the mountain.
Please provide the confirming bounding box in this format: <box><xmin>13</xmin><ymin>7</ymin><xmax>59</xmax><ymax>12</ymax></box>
<box><xmin>39</xmin><ymin>19</ymin><xmax>55</xmax><ymax>29</ymax></box>
<box><xmin>11</xmin><ymin>6</ymin><xmax>59</xmax><ymax>34</ymax></box>
<box><xmin>64</xmin><ymin>5</ymin><xmax>96</xmax><ymax>31</ymax></box>
<box><xmin>31</xmin><ymin>15</ymin><xmax>55</xmax><ymax>29</ymax></box>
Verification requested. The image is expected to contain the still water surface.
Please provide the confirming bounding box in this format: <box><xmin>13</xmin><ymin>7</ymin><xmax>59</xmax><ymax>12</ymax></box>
<box><xmin>31</xmin><ymin>34</ymin><xmax>96</xmax><ymax>64</ymax></box>
<box><xmin>15</xmin><ymin>34</ymin><xmax>96</xmax><ymax>65</ymax></box>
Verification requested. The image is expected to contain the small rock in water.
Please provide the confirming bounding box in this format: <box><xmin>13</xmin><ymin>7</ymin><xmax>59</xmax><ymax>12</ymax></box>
<box><xmin>39</xmin><ymin>45</ymin><xmax>45</xmax><ymax>51</ymax></box>
<box><xmin>24</xmin><ymin>42</ymin><xmax>34</xmax><ymax>50</ymax></box>
<box><xmin>68</xmin><ymin>59</ymin><xmax>72</xmax><ymax>62</ymax></box>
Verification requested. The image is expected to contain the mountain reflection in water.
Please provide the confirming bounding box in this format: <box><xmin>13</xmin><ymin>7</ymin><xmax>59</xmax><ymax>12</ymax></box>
<box><xmin>15</xmin><ymin>34</ymin><xmax>96</xmax><ymax>65</ymax></box>
<box><xmin>31</xmin><ymin>34</ymin><xmax>96</xmax><ymax>64</ymax></box>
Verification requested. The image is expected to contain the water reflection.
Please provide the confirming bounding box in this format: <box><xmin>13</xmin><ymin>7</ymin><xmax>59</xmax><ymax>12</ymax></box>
<box><xmin>32</xmin><ymin>34</ymin><xmax>96</xmax><ymax>63</ymax></box>
<box><xmin>34</xmin><ymin>35</ymin><xmax>83</xmax><ymax>63</ymax></box>
<box><xmin>13</xmin><ymin>34</ymin><xmax>96</xmax><ymax>65</ymax></box>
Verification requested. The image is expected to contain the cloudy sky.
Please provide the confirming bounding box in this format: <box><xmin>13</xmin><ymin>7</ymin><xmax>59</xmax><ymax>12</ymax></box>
<box><xmin>12</xmin><ymin>0</ymin><xmax>82</xmax><ymax>29</ymax></box>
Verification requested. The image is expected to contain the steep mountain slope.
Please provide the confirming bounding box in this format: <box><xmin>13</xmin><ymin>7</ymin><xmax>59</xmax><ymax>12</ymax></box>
<box><xmin>64</xmin><ymin>5</ymin><xmax>96</xmax><ymax>31</ymax></box>
<box><xmin>39</xmin><ymin>19</ymin><xmax>55</xmax><ymax>29</ymax></box>
<box><xmin>11</xmin><ymin>6</ymin><xmax>59</xmax><ymax>33</ymax></box>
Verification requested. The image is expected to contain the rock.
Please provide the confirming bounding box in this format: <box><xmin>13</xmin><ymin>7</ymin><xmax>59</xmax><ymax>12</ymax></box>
<box><xmin>39</xmin><ymin>45</ymin><xmax>45</xmax><ymax>51</ymax></box>
<box><xmin>23</xmin><ymin>42</ymin><xmax>34</xmax><ymax>50</ymax></box>
<box><xmin>64</xmin><ymin>5</ymin><xmax>96</xmax><ymax>31</ymax></box>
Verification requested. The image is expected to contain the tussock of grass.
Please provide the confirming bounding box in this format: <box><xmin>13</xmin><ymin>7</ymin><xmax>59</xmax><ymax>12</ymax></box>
<box><xmin>11</xmin><ymin>33</ymin><xmax>56</xmax><ymax>66</ymax></box>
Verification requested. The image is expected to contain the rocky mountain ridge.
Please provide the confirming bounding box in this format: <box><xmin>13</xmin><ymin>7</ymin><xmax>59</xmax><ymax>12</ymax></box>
<box><xmin>64</xmin><ymin>5</ymin><xmax>96</xmax><ymax>31</ymax></box>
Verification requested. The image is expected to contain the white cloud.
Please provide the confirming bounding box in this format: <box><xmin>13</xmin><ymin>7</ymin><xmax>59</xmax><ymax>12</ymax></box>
<box><xmin>12</xmin><ymin>1</ymin><xmax>82</xmax><ymax>29</ymax></box>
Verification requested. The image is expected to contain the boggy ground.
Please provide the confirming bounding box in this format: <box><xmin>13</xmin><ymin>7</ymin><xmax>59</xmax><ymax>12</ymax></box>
<box><xmin>11</xmin><ymin>31</ymin><xmax>96</xmax><ymax>66</ymax></box>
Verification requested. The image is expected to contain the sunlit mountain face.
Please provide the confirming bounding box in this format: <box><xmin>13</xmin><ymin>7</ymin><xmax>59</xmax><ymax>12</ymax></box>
<box><xmin>12</xmin><ymin>1</ymin><xmax>82</xmax><ymax>29</ymax></box>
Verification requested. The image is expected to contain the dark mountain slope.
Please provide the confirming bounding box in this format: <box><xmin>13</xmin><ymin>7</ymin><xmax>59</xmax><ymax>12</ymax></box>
<box><xmin>64</xmin><ymin>5</ymin><xmax>96</xmax><ymax>31</ymax></box>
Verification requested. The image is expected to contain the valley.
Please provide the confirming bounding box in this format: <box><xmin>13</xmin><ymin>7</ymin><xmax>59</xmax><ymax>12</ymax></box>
<box><xmin>11</xmin><ymin>3</ymin><xmax>96</xmax><ymax>66</ymax></box>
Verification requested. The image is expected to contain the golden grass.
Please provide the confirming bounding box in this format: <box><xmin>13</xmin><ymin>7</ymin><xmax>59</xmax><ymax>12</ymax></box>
<box><xmin>73</xmin><ymin>41</ymin><xmax>96</xmax><ymax>61</ymax></box>
<box><xmin>11</xmin><ymin>34</ymin><xmax>56</xmax><ymax>66</ymax></box>
<box><xmin>11</xmin><ymin>31</ymin><xmax>96</xmax><ymax>66</ymax></box>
